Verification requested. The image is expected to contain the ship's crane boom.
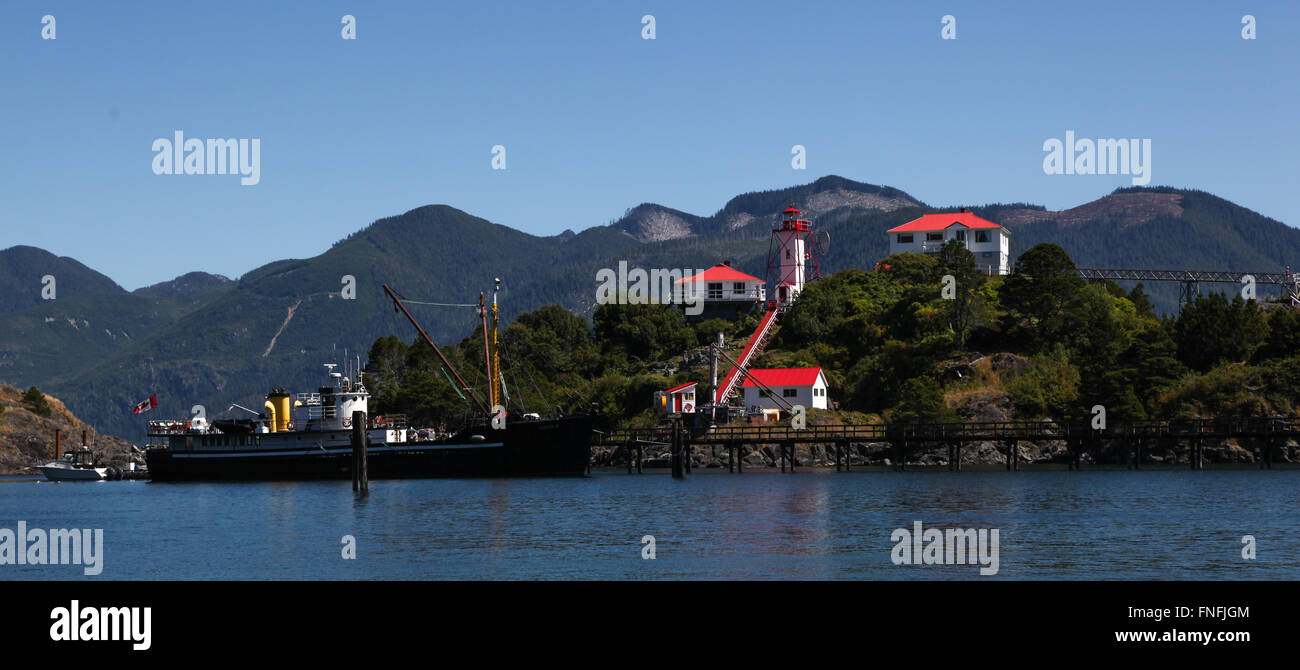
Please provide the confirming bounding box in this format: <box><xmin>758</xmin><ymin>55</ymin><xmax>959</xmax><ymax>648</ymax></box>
<box><xmin>709</xmin><ymin>341</ymin><xmax>796</xmax><ymax>412</ymax></box>
<box><xmin>382</xmin><ymin>283</ymin><xmax>490</xmax><ymax>415</ymax></box>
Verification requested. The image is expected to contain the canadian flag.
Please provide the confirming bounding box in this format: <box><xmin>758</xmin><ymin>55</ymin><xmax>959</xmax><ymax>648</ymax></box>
<box><xmin>133</xmin><ymin>394</ymin><xmax>158</xmax><ymax>415</ymax></box>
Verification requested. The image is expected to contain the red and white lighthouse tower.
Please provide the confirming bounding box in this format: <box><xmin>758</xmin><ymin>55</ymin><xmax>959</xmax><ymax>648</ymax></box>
<box><xmin>766</xmin><ymin>206</ymin><xmax>819</xmax><ymax>309</ymax></box>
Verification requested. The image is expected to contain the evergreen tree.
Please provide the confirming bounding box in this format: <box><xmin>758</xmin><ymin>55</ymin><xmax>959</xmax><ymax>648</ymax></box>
<box><xmin>936</xmin><ymin>239</ymin><xmax>986</xmax><ymax>347</ymax></box>
<box><xmin>1128</xmin><ymin>283</ymin><xmax>1154</xmax><ymax>317</ymax></box>
<box><xmin>999</xmin><ymin>243</ymin><xmax>1086</xmax><ymax>352</ymax></box>
<box><xmin>1253</xmin><ymin>308</ymin><xmax>1300</xmax><ymax>363</ymax></box>
<box><xmin>1175</xmin><ymin>294</ymin><xmax>1268</xmax><ymax>371</ymax></box>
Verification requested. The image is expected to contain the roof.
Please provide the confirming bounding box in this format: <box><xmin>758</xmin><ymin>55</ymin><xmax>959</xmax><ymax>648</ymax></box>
<box><xmin>675</xmin><ymin>264</ymin><xmax>763</xmax><ymax>283</ymax></box>
<box><xmin>665</xmin><ymin>382</ymin><xmax>696</xmax><ymax>394</ymax></box>
<box><xmin>741</xmin><ymin>367</ymin><xmax>824</xmax><ymax>388</ymax></box>
<box><xmin>887</xmin><ymin>212</ymin><xmax>1005</xmax><ymax>233</ymax></box>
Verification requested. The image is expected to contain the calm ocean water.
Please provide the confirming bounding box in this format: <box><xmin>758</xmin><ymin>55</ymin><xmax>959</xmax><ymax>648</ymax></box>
<box><xmin>1</xmin><ymin>469</ymin><xmax>1296</xmax><ymax>580</ymax></box>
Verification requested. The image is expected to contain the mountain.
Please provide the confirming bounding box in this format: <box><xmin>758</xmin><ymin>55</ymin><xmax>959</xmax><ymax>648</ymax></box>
<box><xmin>0</xmin><ymin>245</ymin><xmax>126</xmax><ymax>315</ymax></box>
<box><xmin>0</xmin><ymin>176</ymin><xmax>1296</xmax><ymax>440</ymax></box>
<box><xmin>134</xmin><ymin>271</ymin><xmax>233</xmax><ymax>301</ymax></box>
<box><xmin>610</xmin><ymin>175</ymin><xmax>923</xmax><ymax>242</ymax></box>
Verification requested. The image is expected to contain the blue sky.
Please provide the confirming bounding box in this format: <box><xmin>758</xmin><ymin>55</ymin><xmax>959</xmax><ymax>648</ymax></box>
<box><xmin>1</xmin><ymin>1</ymin><xmax>1296</xmax><ymax>289</ymax></box>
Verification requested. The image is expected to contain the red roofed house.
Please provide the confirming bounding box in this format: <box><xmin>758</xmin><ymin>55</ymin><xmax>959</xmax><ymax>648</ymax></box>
<box><xmin>741</xmin><ymin>367</ymin><xmax>829</xmax><ymax>411</ymax></box>
<box><xmin>886</xmin><ymin>210</ymin><xmax>1011</xmax><ymax>275</ymax></box>
<box><xmin>674</xmin><ymin>262</ymin><xmax>766</xmax><ymax>305</ymax></box>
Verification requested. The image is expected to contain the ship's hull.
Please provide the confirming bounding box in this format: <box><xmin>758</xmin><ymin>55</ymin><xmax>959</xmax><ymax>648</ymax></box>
<box><xmin>37</xmin><ymin>465</ymin><xmax>107</xmax><ymax>481</ymax></box>
<box><xmin>145</xmin><ymin>415</ymin><xmax>594</xmax><ymax>482</ymax></box>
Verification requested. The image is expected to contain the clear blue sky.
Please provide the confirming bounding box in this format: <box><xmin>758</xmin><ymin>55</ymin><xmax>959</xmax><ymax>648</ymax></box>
<box><xmin>1</xmin><ymin>1</ymin><xmax>1296</xmax><ymax>289</ymax></box>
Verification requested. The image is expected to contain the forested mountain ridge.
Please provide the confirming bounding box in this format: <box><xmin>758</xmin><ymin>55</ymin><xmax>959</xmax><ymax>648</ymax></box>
<box><xmin>0</xmin><ymin>177</ymin><xmax>1295</xmax><ymax>440</ymax></box>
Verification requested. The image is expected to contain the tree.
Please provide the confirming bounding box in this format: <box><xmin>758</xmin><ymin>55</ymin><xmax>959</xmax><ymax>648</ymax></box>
<box><xmin>1175</xmin><ymin>294</ymin><xmax>1268</xmax><ymax>371</ymax></box>
<box><xmin>22</xmin><ymin>386</ymin><xmax>51</xmax><ymax>417</ymax></box>
<box><xmin>1252</xmin><ymin>307</ymin><xmax>1300</xmax><ymax>363</ymax></box>
<box><xmin>876</xmin><ymin>252</ymin><xmax>941</xmax><ymax>286</ymax></box>
<box><xmin>593</xmin><ymin>302</ymin><xmax>695</xmax><ymax>366</ymax></box>
<box><xmin>1128</xmin><ymin>283</ymin><xmax>1154</xmax><ymax>317</ymax></box>
<box><xmin>1118</xmin><ymin>318</ymin><xmax>1187</xmax><ymax>416</ymax></box>
<box><xmin>365</xmin><ymin>335</ymin><xmax>409</xmax><ymax>412</ymax></box>
<box><xmin>999</xmin><ymin>243</ymin><xmax>1085</xmax><ymax>352</ymax></box>
<box><xmin>505</xmin><ymin>304</ymin><xmax>598</xmax><ymax>377</ymax></box>
<box><xmin>936</xmin><ymin>239</ymin><xmax>986</xmax><ymax>347</ymax></box>
<box><xmin>1067</xmin><ymin>284</ymin><xmax>1132</xmax><ymax>415</ymax></box>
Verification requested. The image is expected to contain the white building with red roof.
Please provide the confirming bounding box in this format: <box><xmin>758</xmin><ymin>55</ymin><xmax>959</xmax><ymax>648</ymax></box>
<box><xmin>655</xmin><ymin>381</ymin><xmax>698</xmax><ymax>415</ymax></box>
<box><xmin>674</xmin><ymin>262</ymin><xmax>766</xmax><ymax>304</ymax></box>
<box><xmin>741</xmin><ymin>367</ymin><xmax>829</xmax><ymax>411</ymax></box>
<box><xmin>886</xmin><ymin>210</ymin><xmax>1011</xmax><ymax>275</ymax></box>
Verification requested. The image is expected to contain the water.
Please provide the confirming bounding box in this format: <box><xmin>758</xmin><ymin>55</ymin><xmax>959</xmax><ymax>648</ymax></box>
<box><xmin>1</xmin><ymin>469</ymin><xmax>1297</xmax><ymax>580</ymax></box>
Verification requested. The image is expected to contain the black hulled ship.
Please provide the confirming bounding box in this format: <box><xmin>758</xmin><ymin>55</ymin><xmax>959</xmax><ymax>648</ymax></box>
<box><xmin>145</xmin><ymin>281</ymin><xmax>594</xmax><ymax>481</ymax></box>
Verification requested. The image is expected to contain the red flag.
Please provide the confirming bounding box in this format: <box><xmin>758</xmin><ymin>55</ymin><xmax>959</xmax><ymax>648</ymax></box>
<box><xmin>133</xmin><ymin>394</ymin><xmax>158</xmax><ymax>415</ymax></box>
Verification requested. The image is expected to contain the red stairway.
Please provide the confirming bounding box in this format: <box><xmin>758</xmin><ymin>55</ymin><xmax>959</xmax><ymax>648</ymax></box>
<box><xmin>713</xmin><ymin>308</ymin><xmax>779</xmax><ymax>404</ymax></box>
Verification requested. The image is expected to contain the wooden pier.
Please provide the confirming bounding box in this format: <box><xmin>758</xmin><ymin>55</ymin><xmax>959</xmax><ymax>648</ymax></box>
<box><xmin>597</xmin><ymin>418</ymin><xmax>1300</xmax><ymax>473</ymax></box>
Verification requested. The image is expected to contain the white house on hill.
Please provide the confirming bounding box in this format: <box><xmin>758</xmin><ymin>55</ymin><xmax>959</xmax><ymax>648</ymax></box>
<box><xmin>741</xmin><ymin>367</ymin><xmax>829</xmax><ymax>411</ymax></box>
<box><xmin>674</xmin><ymin>262</ymin><xmax>766</xmax><ymax>304</ymax></box>
<box><xmin>886</xmin><ymin>210</ymin><xmax>1011</xmax><ymax>275</ymax></box>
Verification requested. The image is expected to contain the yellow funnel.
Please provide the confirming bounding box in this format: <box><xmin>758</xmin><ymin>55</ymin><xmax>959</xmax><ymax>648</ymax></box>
<box><xmin>267</xmin><ymin>391</ymin><xmax>291</xmax><ymax>432</ymax></box>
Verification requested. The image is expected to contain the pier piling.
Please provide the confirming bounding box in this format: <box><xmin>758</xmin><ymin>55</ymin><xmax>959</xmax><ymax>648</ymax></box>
<box><xmin>670</xmin><ymin>419</ymin><xmax>684</xmax><ymax>478</ymax></box>
<box><xmin>351</xmin><ymin>410</ymin><xmax>368</xmax><ymax>493</ymax></box>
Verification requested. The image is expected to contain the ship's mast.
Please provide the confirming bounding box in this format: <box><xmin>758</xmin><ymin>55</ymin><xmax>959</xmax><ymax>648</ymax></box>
<box><xmin>479</xmin><ymin>292</ymin><xmax>495</xmax><ymax>409</ymax></box>
<box><xmin>491</xmin><ymin>277</ymin><xmax>502</xmax><ymax>408</ymax></box>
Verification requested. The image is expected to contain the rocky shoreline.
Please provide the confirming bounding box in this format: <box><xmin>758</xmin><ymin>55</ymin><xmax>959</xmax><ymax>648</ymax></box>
<box><xmin>0</xmin><ymin>384</ymin><xmax>137</xmax><ymax>475</ymax></box>
<box><xmin>592</xmin><ymin>438</ymin><xmax>1299</xmax><ymax>469</ymax></box>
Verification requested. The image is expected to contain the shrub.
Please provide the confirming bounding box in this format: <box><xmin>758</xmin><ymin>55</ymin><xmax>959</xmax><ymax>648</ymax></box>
<box><xmin>1005</xmin><ymin>349</ymin><xmax>1080</xmax><ymax>419</ymax></box>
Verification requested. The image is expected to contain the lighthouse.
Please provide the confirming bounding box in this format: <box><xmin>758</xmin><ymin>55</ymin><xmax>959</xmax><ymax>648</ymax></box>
<box><xmin>767</xmin><ymin>206</ymin><xmax>815</xmax><ymax>309</ymax></box>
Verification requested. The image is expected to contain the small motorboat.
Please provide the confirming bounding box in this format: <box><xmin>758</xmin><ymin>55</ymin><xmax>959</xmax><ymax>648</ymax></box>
<box><xmin>36</xmin><ymin>446</ymin><xmax>108</xmax><ymax>481</ymax></box>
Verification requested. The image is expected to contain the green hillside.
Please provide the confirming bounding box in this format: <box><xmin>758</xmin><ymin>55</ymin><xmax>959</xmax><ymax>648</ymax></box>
<box><xmin>0</xmin><ymin>246</ymin><xmax>126</xmax><ymax>315</ymax></box>
<box><xmin>0</xmin><ymin>177</ymin><xmax>1297</xmax><ymax>440</ymax></box>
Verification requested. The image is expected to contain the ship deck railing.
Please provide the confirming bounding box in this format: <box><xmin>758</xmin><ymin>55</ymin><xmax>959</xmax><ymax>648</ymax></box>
<box><xmin>371</xmin><ymin>414</ymin><xmax>409</xmax><ymax>430</ymax></box>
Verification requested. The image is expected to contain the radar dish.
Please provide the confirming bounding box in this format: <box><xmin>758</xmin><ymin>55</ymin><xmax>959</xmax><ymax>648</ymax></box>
<box><xmin>814</xmin><ymin>230</ymin><xmax>831</xmax><ymax>254</ymax></box>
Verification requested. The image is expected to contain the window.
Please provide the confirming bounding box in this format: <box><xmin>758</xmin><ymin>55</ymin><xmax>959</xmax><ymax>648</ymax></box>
<box><xmin>927</xmin><ymin>232</ymin><xmax>943</xmax><ymax>242</ymax></box>
<box><xmin>897</xmin><ymin>234</ymin><xmax>913</xmax><ymax>244</ymax></box>
<box><xmin>733</xmin><ymin>282</ymin><xmax>745</xmax><ymax>294</ymax></box>
<box><xmin>783</xmin><ymin>388</ymin><xmax>797</xmax><ymax>398</ymax></box>
<box><xmin>975</xmin><ymin>231</ymin><xmax>990</xmax><ymax>243</ymax></box>
<box><xmin>785</xmin><ymin>249</ymin><xmax>791</xmax><ymax>259</ymax></box>
<box><xmin>707</xmin><ymin>282</ymin><xmax>723</xmax><ymax>299</ymax></box>
<box><xmin>955</xmin><ymin>230</ymin><xmax>966</xmax><ymax>242</ymax></box>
